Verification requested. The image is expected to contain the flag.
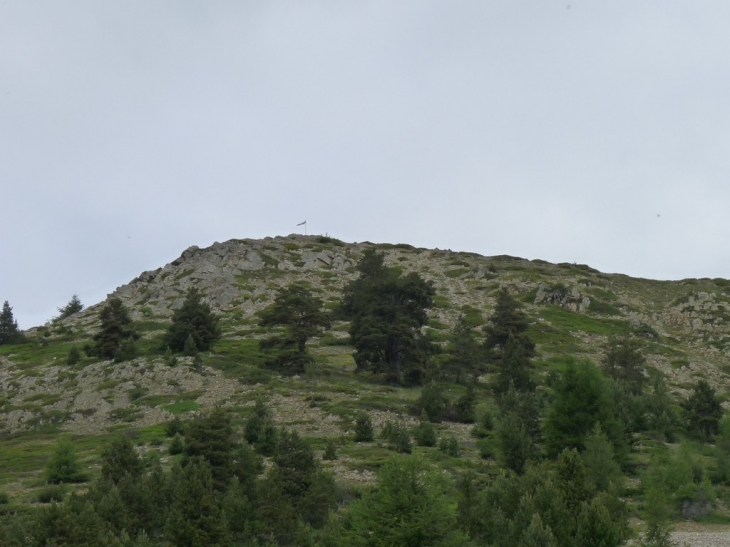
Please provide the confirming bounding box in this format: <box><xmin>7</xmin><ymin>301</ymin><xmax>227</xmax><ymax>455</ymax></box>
<box><xmin>297</xmin><ymin>220</ymin><xmax>306</xmax><ymax>226</ymax></box>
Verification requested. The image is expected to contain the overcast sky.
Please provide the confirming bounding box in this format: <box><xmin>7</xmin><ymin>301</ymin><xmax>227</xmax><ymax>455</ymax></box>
<box><xmin>3</xmin><ymin>1</ymin><xmax>730</xmax><ymax>328</ymax></box>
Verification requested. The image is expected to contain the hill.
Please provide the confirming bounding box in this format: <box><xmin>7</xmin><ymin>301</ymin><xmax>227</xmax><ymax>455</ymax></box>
<box><xmin>2</xmin><ymin>234</ymin><xmax>730</xmax><ymax>543</ymax></box>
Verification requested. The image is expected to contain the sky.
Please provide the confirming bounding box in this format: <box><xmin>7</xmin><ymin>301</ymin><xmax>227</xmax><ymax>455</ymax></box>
<box><xmin>3</xmin><ymin>1</ymin><xmax>730</xmax><ymax>329</ymax></box>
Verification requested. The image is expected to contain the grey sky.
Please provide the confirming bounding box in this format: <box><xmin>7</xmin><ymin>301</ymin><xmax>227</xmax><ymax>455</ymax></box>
<box><xmin>3</xmin><ymin>1</ymin><xmax>730</xmax><ymax>328</ymax></box>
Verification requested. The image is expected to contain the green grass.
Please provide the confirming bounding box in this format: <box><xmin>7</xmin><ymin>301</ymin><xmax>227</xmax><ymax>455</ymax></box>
<box><xmin>538</xmin><ymin>306</ymin><xmax>631</xmax><ymax>337</ymax></box>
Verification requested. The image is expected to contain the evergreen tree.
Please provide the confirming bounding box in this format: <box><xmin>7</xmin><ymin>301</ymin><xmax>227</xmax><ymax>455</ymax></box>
<box><xmin>166</xmin><ymin>459</ymin><xmax>229</xmax><ymax>547</ymax></box>
<box><xmin>183</xmin><ymin>409</ymin><xmax>235</xmax><ymax>490</ymax></box>
<box><xmin>88</xmin><ymin>298</ymin><xmax>139</xmax><ymax>361</ymax></box>
<box><xmin>601</xmin><ymin>336</ymin><xmax>646</xmax><ymax>396</ymax></box>
<box><xmin>338</xmin><ymin>455</ymin><xmax>471</xmax><ymax>547</ymax></box>
<box><xmin>582</xmin><ymin>424</ymin><xmax>623</xmax><ymax>492</ymax></box>
<box><xmin>340</xmin><ymin>249</ymin><xmax>435</xmax><ymax>385</ymax></box>
<box><xmin>445</xmin><ymin>314</ymin><xmax>482</xmax><ymax>383</ymax></box>
<box><xmin>183</xmin><ymin>334</ymin><xmax>198</xmax><ymax>357</ymax></box>
<box><xmin>57</xmin><ymin>294</ymin><xmax>84</xmax><ymax>320</ymax></box>
<box><xmin>494</xmin><ymin>334</ymin><xmax>535</xmax><ymax>395</ymax></box>
<box><xmin>66</xmin><ymin>345</ymin><xmax>81</xmax><ymax>366</ymax></box>
<box><xmin>46</xmin><ymin>437</ymin><xmax>86</xmax><ymax>484</ymax></box>
<box><xmin>162</xmin><ymin>287</ymin><xmax>220</xmax><ymax>353</ymax></box>
<box><xmin>683</xmin><ymin>379</ymin><xmax>723</xmax><ymax>441</ymax></box>
<box><xmin>353</xmin><ymin>411</ymin><xmax>374</xmax><ymax>442</ymax></box>
<box><xmin>258</xmin><ymin>283</ymin><xmax>331</xmax><ymax>373</ymax></box>
<box><xmin>0</xmin><ymin>301</ymin><xmax>20</xmax><ymax>345</ymax></box>
<box><xmin>101</xmin><ymin>435</ymin><xmax>144</xmax><ymax>485</ymax></box>
<box><xmin>544</xmin><ymin>359</ymin><xmax>625</xmax><ymax>460</ymax></box>
<box><xmin>483</xmin><ymin>289</ymin><xmax>535</xmax><ymax>360</ymax></box>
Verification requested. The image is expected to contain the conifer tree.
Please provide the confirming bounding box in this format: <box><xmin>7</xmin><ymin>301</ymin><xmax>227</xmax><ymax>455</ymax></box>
<box><xmin>601</xmin><ymin>335</ymin><xmax>646</xmax><ymax>396</ymax></box>
<box><xmin>483</xmin><ymin>289</ymin><xmax>535</xmax><ymax>359</ymax></box>
<box><xmin>258</xmin><ymin>282</ymin><xmax>331</xmax><ymax>373</ymax></box>
<box><xmin>163</xmin><ymin>287</ymin><xmax>220</xmax><ymax>353</ymax></box>
<box><xmin>340</xmin><ymin>249</ymin><xmax>435</xmax><ymax>385</ymax></box>
<box><xmin>445</xmin><ymin>314</ymin><xmax>481</xmax><ymax>383</ymax></box>
<box><xmin>683</xmin><ymin>379</ymin><xmax>723</xmax><ymax>441</ymax></box>
<box><xmin>88</xmin><ymin>297</ymin><xmax>138</xmax><ymax>361</ymax></box>
<box><xmin>57</xmin><ymin>294</ymin><xmax>83</xmax><ymax>320</ymax></box>
<box><xmin>0</xmin><ymin>301</ymin><xmax>20</xmax><ymax>345</ymax></box>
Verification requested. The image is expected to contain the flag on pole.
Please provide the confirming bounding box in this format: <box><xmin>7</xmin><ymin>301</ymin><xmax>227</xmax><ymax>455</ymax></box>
<box><xmin>297</xmin><ymin>221</ymin><xmax>306</xmax><ymax>226</ymax></box>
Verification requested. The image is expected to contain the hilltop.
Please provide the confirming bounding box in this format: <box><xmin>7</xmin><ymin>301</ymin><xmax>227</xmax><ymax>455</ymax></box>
<box><xmin>2</xmin><ymin>234</ymin><xmax>730</xmax><ymax>543</ymax></box>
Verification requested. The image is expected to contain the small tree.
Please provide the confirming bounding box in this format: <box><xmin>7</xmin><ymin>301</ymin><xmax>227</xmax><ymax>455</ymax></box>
<box><xmin>162</xmin><ymin>287</ymin><xmax>221</xmax><ymax>353</ymax></box>
<box><xmin>445</xmin><ymin>315</ymin><xmax>482</xmax><ymax>383</ymax></box>
<box><xmin>259</xmin><ymin>283</ymin><xmax>331</xmax><ymax>373</ymax></box>
<box><xmin>683</xmin><ymin>379</ymin><xmax>723</xmax><ymax>442</ymax></box>
<box><xmin>353</xmin><ymin>411</ymin><xmax>375</xmax><ymax>442</ymax></box>
<box><xmin>46</xmin><ymin>437</ymin><xmax>86</xmax><ymax>484</ymax></box>
<box><xmin>483</xmin><ymin>289</ymin><xmax>535</xmax><ymax>360</ymax></box>
<box><xmin>88</xmin><ymin>298</ymin><xmax>138</xmax><ymax>361</ymax></box>
<box><xmin>602</xmin><ymin>336</ymin><xmax>646</xmax><ymax>396</ymax></box>
<box><xmin>57</xmin><ymin>294</ymin><xmax>84</xmax><ymax>320</ymax></box>
<box><xmin>66</xmin><ymin>346</ymin><xmax>81</xmax><ymax>366</ymax></box>
<box><xmin>0</xmin><ymin>301</ymin><xmax>20</xmax><ymax>345</ymax></box>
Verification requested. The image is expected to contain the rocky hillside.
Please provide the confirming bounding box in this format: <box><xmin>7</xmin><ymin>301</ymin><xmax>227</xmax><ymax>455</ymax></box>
<box><xmin>3</xmin><ymin>234</ymin><xmax>730</xmax><ymax>440</ymax></box>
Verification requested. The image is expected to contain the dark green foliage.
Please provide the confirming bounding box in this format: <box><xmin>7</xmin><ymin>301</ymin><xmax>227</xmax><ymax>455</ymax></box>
<box><xmin>353</xmin><ymin>410</ymin><xmax>374</xmax><ymax>442</ymax></box>
<box><xmin>453</xmin><ymin>384</ymin><xmax>476</xmax><ymax>423</ymax></box>
<box><xmin>244</xmin><ymin>398</ymin><xmax>279</xmax><ymax>455</ymax></box>
<box><xmin>645</xmin><ymin>376</ymin><xmax>679</xmax><ymax>442</ymax></box>
<box><xmin>66</xmin><ymin>345</ymin><xmax>81</xmax><ymax>366</ymax></box>
<box><xmin>493</xmin><ymin>334</ymin><xmax>535</xmax><ymax>395</ymax></box>
<box><xmin>35</xmin><ymin>484</ymin><xmax>66</xmax><ymax>503</ymax></box>
<box><xmin>439</xmin><ymin>435</ymin><xmax>460</xmax><ymax>457</ymax></box>
<box><xmin>46</xmin><ymin>437</ymin><xmax>86</xmax><ymax>484</ymax></box>
<box><xmin>337</xmin><ymin>455</ymin><xmax>471</xmax><ymax>546</ymax></box>
<box><xmin>166</xmin><ymin>459</ymin><xmax>228</xmax><ymax>547</ymax></box>
<box><xmin>166</xmin><ymin>417</ymin><xmax>185</xmax><ymax>437</ymax></box>
<box><xmin>457</xmin><ymin>454</ymin><xmax>628</xmax><ymax>547</ymax></box>
<box><xmin>101</xmin><ymin>435</ymin><xmax>144</xmax><ymax>485</ymax></box>
<box><xmin>413</xmin><ymin>411</ymin><xmax>438</xmax><ymax>447</ymax></box>
<box><xmin>257</xmin><ymin>430</ymin><xmax>338</xmax><ymax>543</ymax></box>
<box><xmin>0</xmin><ymin>491</ymin><xmax>8</xmax><ymax>504</ymax></box>
<box><xmin>259</xmin><ymin>282</ymin><xmax>331</xmax><ymax>373</ymax></box>
<box><xmin>183</xmin><ymin>334</ymin><xmax>198</xmax><ymax>357</ymax></box>
<box><xmin>323</xmin><ymin>438</ymin><xmax>338</xmax><ymax>460</ymax></box>
<box><xmin>582</xmin><ymin>424</ymin><xmax>623</xmax><ymax>492</ymax></box>
<box><xmin>169</xmin><ymin>434</ymin><xmax>184</xmax><ymax>455</ymax></box>
<box><xmin>88</xmin><ymin>298</ymin><xmax>139</xmax><ymax>361</ymax></box>
<box><xmin>445</xmin><ymin>314</ymin><xmax>482</xmax><ymax>383</ymax></box>
<box><xmin>683</xmin><ymin>379</ymin><xmax>723</xmax><ymax>441</ymax></box>
<box><xmin>381</xmin><ymin>420</ymin><xmax>412</xmax><ymax>453</ymax></box>
<box><xmin>496</xmin><ymin>411</ymin><xmax>535</xmax><ymax>474</ymax></box>
<box><xmin>418</xmin><ymin>381</ymin><xmax>448</xmax><ymax>422</ymax></box>
<box><xmin>602</xmin><ymin>336</ymin><xmax>646</xmax><ymax>395</ymax></box>
<box><xmin>114</xmin><ymin>335</ymin><xmax>138</xmax><ymax>363</ymax></box>
<box><xmin>639</xmin><ymin>484</ymin><xmax>677</xmax><ymax>547</ymax></box>
<box><xmin>544</xmin><ymin>359</ymin><xmax>625</xmax><ymax>460</ymax></box>
<box><xmin>183</xmin><ymin>409</ymin><xmax>235</xmax><ymax>490</ymax></box>
<box><xmin>483</xmin><ymin>289</ymin><xmax>536</xmax><ymax>360</ymax></box>
<box><xmin>162</xmin><ymin>287</ymin><xmax>221</xmax><ymax>353</ymax></box>
<box><xmin>341</xmin><ymin>249</ymin><xmax>435</xmax><ymax>384</ymax></box>
<box><xmin>0</xmin><ymin>301</ymin><xmax>20</xmax><ymax>345</ymax></box>
<box><xmin>57</xmin><ymin>294</ymin><xmax>84</xmax><ymax>319</ymax></box>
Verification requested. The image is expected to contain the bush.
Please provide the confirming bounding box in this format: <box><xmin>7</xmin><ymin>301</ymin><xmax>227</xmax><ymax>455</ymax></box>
<box><xmin>35</xmin><ymin>485</ymin><xmax>66</xmax><ymax>503</ymax></box>
<box><xmin>66</xmin><ymin>346</ymin><xmax>81</xmax><ymax>366</ymax></box>
<box><xmin>323</xmin><ymin>438</ymin><xmax>338</xmax><ymax>461</ymax></box>
<box><xmin>413</xmin><ymin>411</ymin><xmax>437</xmax><ymax>447</ymax></box>
<box><xmin>381</xmin><ymin>420</ymin><xmax>412</xmax><ymax>454</ymax></box>
<box><xmin>46</xmin><ymin>438</ymin><xmax>86</xmax><ymax>484</ymax></box>
<box><xmin>166</xmin><ymin>417</ymin><xmax>185</xmax><ymax>437</ymax></box>
<box><xmin>418</xmin><ymin>382</ymin><xmax>448</xmax><ymax>422</ymax></box>
<box><xmin>353</xmin><ymin>411</ymin><xmax>375</xmax><ymax>442</ymax></box>
<box><xmin>439</xmin><ymin>435</ymin><xmax>460</xmax><ymax>457</ymax></box>
<box><xmin>169</xmin><ymin>434</ymin><xmax>184</xmax><ymax>455</ymax></box>
<box><xmin>0</xmin><ymin>491</ymin><xmax>8</xmax><ymax>505</ymax></box>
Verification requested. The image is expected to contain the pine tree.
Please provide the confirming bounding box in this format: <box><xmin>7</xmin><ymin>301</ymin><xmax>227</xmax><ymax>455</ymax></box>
<box><xmin>483</xmin><ymin>289</ymin><xmax>535</xmax><ymax>359</ymax></box>
<box><xmin>57</xmin><ymin>294</ymin><xmax>84</xmax><ymax>320</ymax></box>
<box><xmin>162</xmin><ymin>287</ymin><xmax>221</xmax><ymax>353</ymax></box>
<box><xmin>602</xmin><ymin>335</ymin><xmax>646</xmax><ymax>396</ymax></box>
<box><xmin>353</xmin><ymin>411</ymin><xmax>374</xmax><ymax>442</ymax></box>
<box><xmin>88</xmin><ymin>298</ymin><xmax>138</xmax><ymax>361</ymax></box>
<box><xmin>0</xmin><ymin>301</ymin><xmax>20</xmax><ymax>345</ymax></box>
<box><xmin>683</xmin><ymin>379</ymin><xmax>723</xmax><ymax>441</ymax></box>
<box><xmin>445</xmin><ymin>314</ymin><xmax>482</xmax><ymax>383</ymax></box>
<box><xmin>340</xmin><ymin>249</ymin><xmax>435</xmax><ymax>385</ymax></box>
<box><xmin>46</xmin><ymin>437</ymin><xmax>86</xmax><ymax>484</ymax></box>
<box><xmin>258</xmin><ymin>283</ymin><xmax>331</xmax><ymax>373</ymax></box>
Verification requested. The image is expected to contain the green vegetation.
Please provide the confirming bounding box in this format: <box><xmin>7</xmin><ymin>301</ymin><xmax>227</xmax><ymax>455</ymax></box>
<box><xmin>162</xmin><ymin>287</ymin><xmax>221</xmax><ymax>353</ymax></box>
<box><xmin>4</xmin><ymin>237</ymin><xmax>730</xmax><ymax>544</ymax></box>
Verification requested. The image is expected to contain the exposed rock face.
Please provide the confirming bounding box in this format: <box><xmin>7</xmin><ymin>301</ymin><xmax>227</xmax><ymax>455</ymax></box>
<box><xmin>9</xmin><ymin>234</ymin><xmax>730</xmax><ymax>435</ymax></box>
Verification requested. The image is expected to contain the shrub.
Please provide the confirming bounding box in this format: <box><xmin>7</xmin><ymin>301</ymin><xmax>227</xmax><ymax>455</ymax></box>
<box><xmin>46</xmin><ymin>437</ymin><xmax>86</xmax><ymax>484</ymax></box>
<box><xmin>323</xmin><ymin>438</ymin><xmax>338</xmax><ymax>461</ymax></box>
<box><xmin>166</xmin><ymin>417</ymin><xmax>185</xmax><ymax>437</ymax></box>
<box><xmin>35</xmin><ymin>485</ymin><xmax>66</xmax><ymax>503</ymax></box>
<box><xmin>66</xmin><ymin>346</ymin><xmax>81</xmax><ymax>366</ymax></box>
<box><xmin>418</xmin><ymin>382</ymin><xmax>448</xmax><ymax>422</ymax></box>
<box><xmin>381</xmin><ymin>420</ymin><xmax>412</xmax><ymax>454</ymax></box>
<box><xmin>169</xmin><ymin>433</ymin><xmax>184</xmax><ymax>455</ymax></box>
<box><xmin>413</xmin><ymin>411</ymin><xmax>437</xmax><ymax>447</ymax></box>
<box><xmin>0</xmin><ymin>491</ymin><xmax>8</xmax><ymax>505</ymax></box>
<box><xmin>353</xmin><ymin>411</ymin><xmax>374</xmax><ymax>442</ymax></box>
<box><xmin>439</xmin><ymin>435</ymin><xmax>460</xmax><ymax>457</ymax></box>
